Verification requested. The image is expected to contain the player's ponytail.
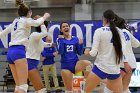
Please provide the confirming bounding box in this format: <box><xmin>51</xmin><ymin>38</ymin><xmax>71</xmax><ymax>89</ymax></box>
<box><xmin>16</xmin><ymin>0</ymin><xmax>23</xmax><ymax>6</ymax></box>
<box><xmin>15</xmin><ymin>0</ymin><xmax>31</xmax><ymax>17</ymax></box>
<box><xmin>103</xmin><ymin>10</ymin><xmax>123</xmax><ymax>64</ymax></box>
<box><xmin>114</xmin><ymin>14</ymin><xmax>131</xmax><ymax>31</ymax></box>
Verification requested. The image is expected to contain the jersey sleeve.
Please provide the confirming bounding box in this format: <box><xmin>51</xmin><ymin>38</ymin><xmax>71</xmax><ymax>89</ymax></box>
<box><xmin>26</xmin><ymin>17</ymin><xmax>45</xmax><ymax>27</ymax></box>
<box><xmin>129</xmin><ymin>32</ymin><xmax>140</xmax><ymax>48</ymax></box>
<box><xmin>76</xmin><ymin>38</ymin><xmax>84</xmax><ymax>55</ymax></box>
<box><xmin>89</xmin><ymin>29</ymin><xmax>100</xmax><ymax>57</ymax></box>
<box><xmin>121</xmin><ymin>38</ymin><xmax>128</xmax><ymax>62</ymax></box>
<box><xmin>43</xmin><ymin>42</ymin><xmax>52</xmax><ymax>47</ymax></box>
<box><xmin>56</xmin><ymin>38</ymin><xmax>65</xmax><ymax>55</ymax></box>
<box><xmin>0</xmin><ymin>24</ymin><xmax>12</xmax><ymax>37</ymax></box>
<box><xmin>31</xmin><ymin>25</ymin><xmax>48</xmax><ymax>41</ymax></box>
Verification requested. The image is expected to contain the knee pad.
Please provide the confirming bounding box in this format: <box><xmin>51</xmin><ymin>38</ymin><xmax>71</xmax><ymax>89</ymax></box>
<box><xmin>86</xmin><ymin>64</ymin><xmax>93</xmax><ymax>71</ymax></box>
<box><xmin>104</xmin><ymin>86</ymin><xmax>113</xmax><ymax>93</ymax></box>
<box><xmin>37</xmin><ymin>88</ymin><xmax>46</xmax><ymax>93</ymax></box>
<box><xmin>17</xmin><ymin>84</ymin><xmax>28</xmax><ymax>93</ymax></box>
<box><xmin>65</xmin><ymin>90</ymin><xmax>73</xmax><ymax>93</ymax></box>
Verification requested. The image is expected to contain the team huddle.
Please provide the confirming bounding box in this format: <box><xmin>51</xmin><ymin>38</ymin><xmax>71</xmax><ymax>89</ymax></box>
<box><xmin>0</xmin><ymin>0</ymin><xmax>139</xmax><ymax>93</ymax></box>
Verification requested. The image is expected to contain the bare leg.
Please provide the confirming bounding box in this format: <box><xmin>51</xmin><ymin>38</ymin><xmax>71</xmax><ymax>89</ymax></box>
<box><xmin>85</xmin><ymin>72</ymin><xmax>102</xmax><ymax>93</ymax></box>
<box><xmin>61</xmin><ymin>70</ymin><xmax>73</xmax><ymax>91</ymax></box>
<box><xmin>14</xmin><ymin>58</ymin><xmax>28</xmax><ymax>93</ymax></box>
<box><xmin>15</xmin><ymin>58</ymin><xmax>28</xmax><ymax>85</ymax></box>
<box><xmin>28</xmin><ymin>68</ymin><xmax>44</xmax><ymax>91</ymax></box>
<box><xmin>106</xmin><ymin>76</ymin><xmax>123</xmax><ymax>93</ymax></box>
<box><xmin>121</xmin><ymin>70</ymin><xmax>132</xmax><ymax>92</ymax></box>
<box><xmin>9</xmin><ymin>64</ymin><xmax>19</xmax><ymax>85</ymax></box>
<box><xmin>75</xmin><ymin>60</ymin><xmax>92</xmax><ymax>78</ymax></box>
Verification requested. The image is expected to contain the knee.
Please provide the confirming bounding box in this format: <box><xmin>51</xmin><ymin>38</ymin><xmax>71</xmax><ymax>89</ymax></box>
<box><xmin>84</xmin><ymin>60</ymin><xmax>92</xmax><ymax>65</ymax></box>
<box><xmin>85</xmin><ymin>87</ymin><xmax>93</xmax><ymax>93</ymax></box>
<box><xmin>86</xmin><ymin>64</ymin><xmax>93</xmax><ymax>72</ymax></box>
<box><xmin>126</xmin><ymin>72</ymin><xmax>133</xmax><ymax>76</ymax></box>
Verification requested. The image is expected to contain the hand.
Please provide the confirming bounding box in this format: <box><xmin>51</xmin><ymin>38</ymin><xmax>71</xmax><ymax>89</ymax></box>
<box><xmin>53</xmin><ymin>51</ymin><xmax>58</xmax><ymax>56</ymax></box>
<box><xmin>34</xmin><ymin>15</ymin><xmax>41</xmax><ymax>20</ymax></box>
<box><xmin>58</xmin><ymin>35</ymin><xmax>64</xmax><ymax>38</ymax></box>
<box><xmin>84</xmin><ymin>48</ymin><xmax>90</xmax><ymax>56</ymax></box>
<box><xmin>51</xmin><ymin>43</ymin><xmax>56</xmax><ymax>47</ymax></box>
<box><xmin>43</xmin><ymin>13</ymin><xmax>50</xmax><ymax>20</ymax></box>
<box><xmin>124</xmin><ymin>62</ymin><xmax>132</xmax><ymax>73</ymax></box>
<box><xmin>41</xmin><ymin>57</ymin><xmax>45</xmax><ymax>61</ymax></box>
<box><xmin>79</xmin><ymin>38</ymin><xmax>83</xmax><ymax>44</ymax></box>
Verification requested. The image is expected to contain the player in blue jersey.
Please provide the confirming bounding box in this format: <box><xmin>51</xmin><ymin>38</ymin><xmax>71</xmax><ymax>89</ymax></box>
<box><xmin>114</xmin><ymin>15</ymin><xmax>140</xmax><ymax>93</ymax></box>
<box><xmin>0</xmin><ymin>0</ymin><xmax>49</xmax><ymax>92</ymax></box>
<box><xmin>84</xmin><ymin>10</ymin><xmax>127</xmax><ymax>93</ymax></box>
<box><xmin>41</xmin><ymin>36</ymin><xmax>61</xmax><ymax>92</ymax></box>
<box><xmin>56</xmin><ymin>22</ymin><xmax>92</xmax><ymax>93</ymax></box>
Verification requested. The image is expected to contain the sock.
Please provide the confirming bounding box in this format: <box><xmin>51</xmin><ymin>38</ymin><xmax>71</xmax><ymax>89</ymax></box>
<box><xmin>104</xmin><ymin>86</ymin><xmax>113</xmax><ymax>93</ymax></box>
<box><xmin>37</xmin><ymin>88</ymin><xmax>46</xmax><ymax>93</ymax></box>
<box><xmin>65</xmin><ymin>90</ymin><xmax>73</xmax><ymax>93</ymax></box>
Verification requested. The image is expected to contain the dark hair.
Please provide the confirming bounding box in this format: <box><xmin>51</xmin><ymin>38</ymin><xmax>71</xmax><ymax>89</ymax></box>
<box><xmin>59</xmin><ymin>22</ymin><xmax>70</xmax><ymax>35</ymax></box>
<box><xmin>16</xmin><ymin>0</ymin><xmax>31</xmax><ymax>17</ymax></box>
<box><xmin>35</xmin><ymin>21</ymin><xmax>49</xmax><ymax>32</ymax></box>
<box><xmin>103</xmin><ymin>9</ymin><xmax>123</xmax><ymax>64</ymax></box>
<box><xmin>114</xmin><ymin>14</ymin><xmax>130</xmax><ymax>31</ymax></box>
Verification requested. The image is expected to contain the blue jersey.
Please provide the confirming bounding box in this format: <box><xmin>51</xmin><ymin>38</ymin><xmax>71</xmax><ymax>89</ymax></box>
<box><xmin>41</xmin><ymin>47</ymin><xmax>56</xmax><ymax>65</ymax></box>
<box><xmin>56</xmin><ymin>36</ymin><xmax>83</xmax><ymax>63</ymax></box>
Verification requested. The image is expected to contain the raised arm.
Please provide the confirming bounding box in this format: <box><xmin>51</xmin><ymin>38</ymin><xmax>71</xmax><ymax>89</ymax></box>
<box><xmin>56</xmin><ymin>37</ymin><xmax>65</xmax><ymax>55</ymax></box>
<box><xmin>32</xmin><ymin>25</ymin><xmax>48</xmax><ymax>41</ymax></box>
<box><xmin>76</xmin><ymin>38</ymin><xmax>84</xmax><ymax>55</ymax></box>
<box><xmin>26</xmin><ymin>13</ymin><xmax>50</xmax><ymax>27</ymax></box>
<box><xmin>43</xmin><ymin>42</ymin><xmax>52</xmax><ymax>47</ymax></box>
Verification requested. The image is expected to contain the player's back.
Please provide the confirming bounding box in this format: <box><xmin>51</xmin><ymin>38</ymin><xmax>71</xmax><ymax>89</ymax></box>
<box><xmin>121</xmin><ymin>29</ymin><xmax>140</xmax><ymax>68</ymax></box>
<box><xmin>95</xmin><ymin>27</ymin><xmax>116</xmax><ymax>63</ymax></box>
<box><xmin>93</xmin><ymin>27</ymin><xmax>120</xmax><ymax>74</ymax></box>
<box><xmin>26</xmin><ymin>32</ymin><xmax>44</xmax><ymax>60</ymax></box>
<box><xmin>10</xmin><ymin>17</ymin><xmax>31</xmax><ymax>46</ymax></box>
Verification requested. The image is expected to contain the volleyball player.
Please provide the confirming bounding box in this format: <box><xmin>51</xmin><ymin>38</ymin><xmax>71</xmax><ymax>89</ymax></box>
<box><xmin>56</xmin><ymin>22</ymin><xmax>92</xmax><ymax>93</ymax></box>
<box><xmin>0</xmin><ymin>0</ymin><xmax>49</xmax><ymax>92</ymax></box>
<box><xmin>84</xmin><ymin>9</ymin><xmax>127</xmax><ymax>93</ymax></box>
<box><xmin>26</xmin><ymin>18</ymin><xmax>54</xmax><ymax>93</ymax></box>
<box><xmin>114</xmin><ymin>14</ymin><xmax>140</xmax><ymax>93</ymax></box>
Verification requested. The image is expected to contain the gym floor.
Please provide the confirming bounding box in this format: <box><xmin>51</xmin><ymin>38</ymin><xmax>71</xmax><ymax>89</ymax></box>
<box><xmin>0</xmin><ymin>86</ymin><xmax>140</xmax><ymax>93</ymax></box>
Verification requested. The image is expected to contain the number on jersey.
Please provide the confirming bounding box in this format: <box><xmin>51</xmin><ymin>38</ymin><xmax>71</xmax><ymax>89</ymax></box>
<box><xmin>123</xmin><ymin>32</ymin><xmax>130</xmax><ymax>41</ymax></box>
<box><xmin>66</xmin><ymin>45</ymin><xmax>74</xmax><ymax>52</ymax></box>
<box><xmin>14</xmin><ymin>21</ymin><xmax>18</xmax><ymax>31</ymax></box>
